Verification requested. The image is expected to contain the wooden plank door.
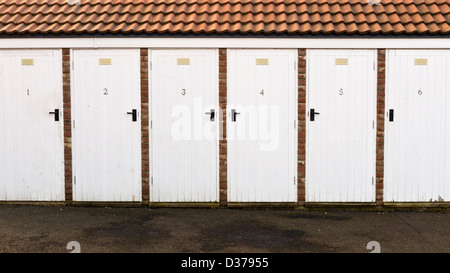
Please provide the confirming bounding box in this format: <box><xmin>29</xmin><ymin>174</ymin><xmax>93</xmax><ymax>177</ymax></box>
<box><xmin>72</xmin><ymin>49</ymin><xmax>141</xmax><ymax>202</ymax></box>
<box><xmin>307</xmin><ymin>50</ymin><xmax>376</xmax><ymax>202</ymax></box>
<box><xmin>227</xmin><ymin>49</ymin><xmax>298</xmax><ymax>203</ymax></box>
<box><xmin>0</xmin><ymin>50</ymin><xmax>64</xmax><ymax>201</ymax></box>
<box><xmin>151</xmin><ymin>49</ymin><xmax>219</xmax><ymax>202</ymax></box>
<box><xmin>385</xmin><ymin>50</ymin><xmax>450</xmax><ymax>202</ymax></box>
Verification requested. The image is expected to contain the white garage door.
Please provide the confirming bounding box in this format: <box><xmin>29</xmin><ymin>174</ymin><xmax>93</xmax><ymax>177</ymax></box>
<box><xmin>227</xmin><ymin>49</ymin><xmax>298</xmax><ymax>203</ymax></box>
<box><xmin>385</xmin><ymin>50</ymin><xmax>450</xmax><ymax>202</ymax></box>
<box><xmin>0</xmin><ymin>50</ymin><xmax>64</xmax><ymax>201</ymax></box>
<box><xmin>151</xmin><ymin>49</ymin><xmax>219</xmax><ymax>202</ymax></box>
<box><xmin>72</xmin><ymin>49</ymin><xmax>141</xmax><ymax>202</ymax></box>
<box><xmin>307</xmin><ymin>50</ymin><xmax>376</xmax><ymax>202</ymax></box>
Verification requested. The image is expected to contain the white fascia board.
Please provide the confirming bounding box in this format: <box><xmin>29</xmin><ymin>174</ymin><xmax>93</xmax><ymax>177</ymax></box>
<box><xmin>0</xmin><ymin>37</ymin><xmax>449</xmax><ymax>49</ymax></box>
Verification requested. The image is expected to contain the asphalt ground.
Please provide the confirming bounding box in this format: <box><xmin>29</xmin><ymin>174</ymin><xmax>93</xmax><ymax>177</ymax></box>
<box><xmin>0</xmin><ymin>205</ymin><xmax>449</xmax><ymax>253</ymax></box>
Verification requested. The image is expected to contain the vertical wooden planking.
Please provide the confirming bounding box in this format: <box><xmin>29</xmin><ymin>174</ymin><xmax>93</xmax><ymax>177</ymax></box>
<box><xmin>443</xmin><ymin>55</ymin><xmax>448</xmax><ymax>200</ymax></box>
<box><xmin>307</xmin><ymin>50</ymin><xmax>376</xmax><ymax>202</ymax></box>
<box><xmin>72</xmin><ymin>49</ymin><xmax>141</xmax><ymax>202</ymax></box>
<box><xmin>227</xmin><ymin>49</ymin><xmax>297</xmax><ymax>203</ymax></box>
<box><xmin>151</xmin><ymin>49</ymin><xmax>219</xmax><ymax>203</ymax></box>
<box><xmin>0</xmin><ymin>50</ymin><xmax>64</xmax><ymax>201</ymax></box>
<box><xmin>385</xmin><ymin>50</ymin><xmax>450</xmax><ymax>202</ymax></box>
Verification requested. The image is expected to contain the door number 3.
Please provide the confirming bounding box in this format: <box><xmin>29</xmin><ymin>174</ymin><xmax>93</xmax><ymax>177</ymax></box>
<box><xmin>182</xmin><ymin>89</ymin><xmax>186</xmax><ymax>96</ymax></box>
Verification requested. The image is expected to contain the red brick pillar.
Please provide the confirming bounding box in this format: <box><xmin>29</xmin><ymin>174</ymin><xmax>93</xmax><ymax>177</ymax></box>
<box><xmin>140</xmin><ymin>49</ymin><xmax>150</xmax><ymax>205</ymax></box>
<box><xmin>62</xmin><ymin>48</ymin><xmax>72</xmax><ymax>203</ymax></box>
<box><xmin>376</xmin><ymin>49</ymin><xmax>386</xmax><ymax>205</ymax></box>
<box><xmin>298</xmin><ymin>49</ymin><xmax>307</xmax><ymax>205</ymax></box>
<box><xmin>219</xmin><ymin>49</ymin><xmax>228</xmax><ymax>206</ymax></box>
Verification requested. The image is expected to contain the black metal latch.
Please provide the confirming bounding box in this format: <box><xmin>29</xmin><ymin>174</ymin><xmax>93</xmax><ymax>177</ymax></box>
<box><xmin>127</xmin><ymin>109</ymin><xmax>137</xmax><ymax>122</ymax></box>
<box><xmin>310</xmin><ymin>109</ymin><xmax>320</xmax><ymax>121</ymax></box>
<box><xmin>205</xmin><ymin>109</ymin><xmax>215</xmax><ymax>122</ymax></box>
<box><xmin>49</xmin><ymin>109</ymin><xmax>60</xmax><ymax>121</ymax></box>
<box><xmin>388</xmin><ymin>109</ymin><xmax>394</xmax><ymax>122</ymax></box>
<box><xmin>231</xmin><ymin>109</ymin><xmax>240</xmax><ymax>122</ymax></box>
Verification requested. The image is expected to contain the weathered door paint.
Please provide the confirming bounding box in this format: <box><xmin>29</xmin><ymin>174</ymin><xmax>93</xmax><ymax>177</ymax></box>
<box><xmin>72</xmin><ymin>49</ymin><xmax>141</xmax><ymax>202</ymax></box>
<box><xmin>0</xmin><ymin>50</ymin><xmax>64</xmax><ymax>201</ymax></box>
<box><xmin>227</xmin><ymin>49</ymin><xmax>298</xmax><ymax>202</ymax></box>
<box><xmin>307</xmin><ymin>50</ymin><xmax>377</xmax><ymax>202</ymax></box>
<box><xmin>385</xmin><ymin>50</ymin><xmax>450</xmax><ymax>202</ymax></box>
<box><xmin>150</xmin><ymin>49</ymin><xmax>219</xmax><ymax>202</ymax></box>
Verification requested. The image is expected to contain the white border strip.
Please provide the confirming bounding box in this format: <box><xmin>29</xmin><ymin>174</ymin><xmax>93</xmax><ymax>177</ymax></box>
<box><xmin>0</xmin><ymin>38</ymin><xmax>449</xmax><ymax>49</ymax></box>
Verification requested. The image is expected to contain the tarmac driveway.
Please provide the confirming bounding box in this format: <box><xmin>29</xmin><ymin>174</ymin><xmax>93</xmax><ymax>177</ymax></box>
<box><xmin>0</xmin><ymin>205</ymin><xmax>449</xmax><ymax>253</ymax></box>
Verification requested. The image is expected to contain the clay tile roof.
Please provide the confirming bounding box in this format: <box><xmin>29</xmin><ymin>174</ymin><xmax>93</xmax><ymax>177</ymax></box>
<box><xmin>0</xmin><ymin>0</ymin><xmax>448</xmax><ymax>36</ymax></box>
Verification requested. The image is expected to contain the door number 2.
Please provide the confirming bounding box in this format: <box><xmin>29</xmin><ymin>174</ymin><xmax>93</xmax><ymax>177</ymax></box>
<box><xmin>103</xmin><ymin>88</ymin><xmax>109</xmax><ymax>95</ymax></box>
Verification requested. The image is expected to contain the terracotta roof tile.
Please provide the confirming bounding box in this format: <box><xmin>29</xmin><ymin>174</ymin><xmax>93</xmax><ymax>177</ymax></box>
<box><xmin>0</xmin><ymin>0</ymin><xmax>448</xmax><ymax>36</ymax></box>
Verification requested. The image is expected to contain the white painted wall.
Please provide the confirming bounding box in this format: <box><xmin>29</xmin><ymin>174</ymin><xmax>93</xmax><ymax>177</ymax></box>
<box><xmin>0</xmin><ymin>38</ymin><xmax>448</xmax><ymax>50</ymax></box>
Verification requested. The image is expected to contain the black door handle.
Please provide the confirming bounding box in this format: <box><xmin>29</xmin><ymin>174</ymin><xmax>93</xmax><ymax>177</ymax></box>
<box><xmin>49</xmin><ymin>109</ymin><xmax>59</xmax><ymax>121</ymax></box>
<box><xmin>389</xmin><ymin>109</ymin><xmax>394</xmax><ymax>122</ymax></box>
<box><xmin>231</xmin><ymin>109</ymin><xmax>240</xmax><ymax>122</ymax></box>
<box><xmin>127</xmin><ymin>109</ymin><xmax>137</xmax><ymax>122</ymax></box>
<box><xmin>310</xmin><ymin>109</ymin><xmax>320</xmax><ymax>121</ymax></box>
<box><xmin>205</xmin><ymin>109</ymin><xmax>215</xmax><ymax>122</ymax></box>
